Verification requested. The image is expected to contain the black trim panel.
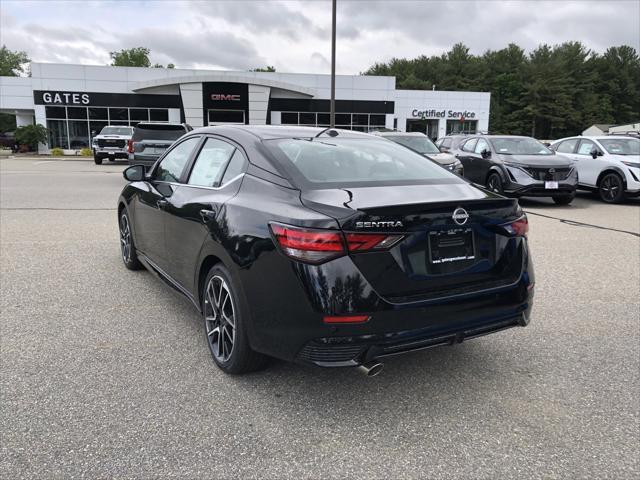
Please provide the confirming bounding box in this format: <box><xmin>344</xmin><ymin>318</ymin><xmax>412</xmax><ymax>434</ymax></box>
<box><xmin>34</xmin><ymin>90</ymin><xmax>182</xmax><ymax>108</ymax></box>
<box><xmin>270</xmin><ymin>98</ymin><xmax>394</xmax><ymax>114</ymax></box>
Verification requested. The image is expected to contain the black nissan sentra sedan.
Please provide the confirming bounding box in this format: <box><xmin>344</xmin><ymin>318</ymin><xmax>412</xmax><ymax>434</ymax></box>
<box><xmin>118</xmin><ymin>126</ymin><xmax>534</xmax><ymax>376</ymax></box>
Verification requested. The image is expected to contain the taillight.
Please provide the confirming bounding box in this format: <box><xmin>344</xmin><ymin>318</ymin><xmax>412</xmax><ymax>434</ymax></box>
<box><xmin>344</xmin><ymin>233</ymin><xmax>404</xmax><ymax>251</ymax></box>
<box><xmin>270</xmin><ymin>223</ymin><xmax>345</xmax><ymax>264</ymax></box>
<box><xmin>502</xmin><ymin>215</ymin><xmax>528</xmax><ymax>237</ymax></box>
<box><xmin>269</xmin><ymin>222</ymin><xmax>404</xmax><ymax>264</ymax></box>
<box><xmin>127</xmin><ymin>139</ymin><xmax>133</xmax><ymax>153</ymax></box>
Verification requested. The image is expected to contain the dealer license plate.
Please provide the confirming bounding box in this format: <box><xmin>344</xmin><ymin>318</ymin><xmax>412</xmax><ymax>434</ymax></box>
<box><xmin>545</xmin><ymin>181</ymin><xmax>559</xmax><ymax>189</ymax></box>
<box><xmin>428</xmin><ymin>228</ymin><xmax>475</xmax><ymax>264</ymax></box>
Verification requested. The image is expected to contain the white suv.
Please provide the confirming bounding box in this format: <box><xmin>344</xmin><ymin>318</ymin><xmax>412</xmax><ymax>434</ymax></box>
<box><xmin>550</xmin><ymin>135</ymin><xmax>640</xmax><ymax>203</ymax></box>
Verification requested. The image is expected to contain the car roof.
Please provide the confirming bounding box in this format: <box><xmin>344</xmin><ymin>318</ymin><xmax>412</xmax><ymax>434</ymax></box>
<box><xmin>190</xmin><ymin>124</ymin><xmax>374</xmax><ymax>140</ymax></box>
<box><xmin>374</xmin><ymin>131</ymin><xmax>426</xmax><ymax>137</ymax></box>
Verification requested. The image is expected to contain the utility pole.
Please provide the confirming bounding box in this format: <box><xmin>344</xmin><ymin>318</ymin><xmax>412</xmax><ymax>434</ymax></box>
<box><xmin>330</xmin><ymin>0</ymin><xmax>336</xmax><ymax>128</ymax></box>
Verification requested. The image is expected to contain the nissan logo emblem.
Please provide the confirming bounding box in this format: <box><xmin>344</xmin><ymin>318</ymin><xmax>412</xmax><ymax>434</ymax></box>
<box><xmin>452</xmin><ymin>207</ymin><xmax>469</xmax><ymax>225</ymax></box>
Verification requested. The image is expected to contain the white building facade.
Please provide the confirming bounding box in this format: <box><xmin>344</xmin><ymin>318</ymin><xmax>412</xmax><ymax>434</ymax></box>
<box><xmin>0</xmin><ymin>63</ymin><xmax>490</xmax><ymax>151</ymax></box>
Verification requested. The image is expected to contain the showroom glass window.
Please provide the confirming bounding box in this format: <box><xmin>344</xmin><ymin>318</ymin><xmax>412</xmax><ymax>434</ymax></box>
<box><xmin>278</xmin><ymin>112</ymin><xmax>387</xmax><ymax>131</ymax></box>
<box><xmin>44</xmin><ymin>106</ymin><xmax>170</xmax><ymax>149</ymax></box>
<box><xmin>446</xmin><ymin>120</ymin><xmax>477</xmax><ymax>135</ymax></box>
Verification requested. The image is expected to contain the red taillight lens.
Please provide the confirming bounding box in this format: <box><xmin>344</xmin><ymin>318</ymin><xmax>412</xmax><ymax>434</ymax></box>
<box><xmin>323</xmin><ymin>315</ymin><xmax>370</xmax><ymax>324</ymax></box>
<box><xmin>345</xmin><ymin>233</ymin><xmax>404</xmax><ymax>251</ymax></box>
<box><xmin>503</xmin><ymin>215</ymin><xmax>528</xmax><ymax>237</ymax></box>
<box><xmin>270</xmin><ymin>222</ymin><xmax>405</xmax><ymax>264</ymax></box>
<box><xmin>270</xmin><ymin>223</ymin><xmax>345</xmax><ymax>264</ymax></box>
<box><xmin>127</xmin><ymin>139</ymin><xmax>133</xmax><ymax>153</ymax></box>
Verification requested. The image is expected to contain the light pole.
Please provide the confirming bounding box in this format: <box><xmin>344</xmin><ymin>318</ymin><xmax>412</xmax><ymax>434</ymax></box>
<box><xmin>330</xmin><ymin>0</ymin><xmax>336</xmax><ymax>128</ymax></box>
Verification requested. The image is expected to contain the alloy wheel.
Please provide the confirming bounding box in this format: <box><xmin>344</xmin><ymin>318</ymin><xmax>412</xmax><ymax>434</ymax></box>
<box><xmin>119</xmin><ymin>214</ymin><xmax>131</xmax><ymax>263</ymax></box>
<box><xmin>204</xmin><ymin>275</ymin><xmax>236</xmax><ymax>363</ymax></box>
<box><xmin>600</xmin><ymin>174</ymin><xmax>621</xmax><ymax>202</ymax></box>
<box><xmin>487</xmin><ymin>175</ymin><xmax>502</xmax><ymax>193</ymax></box>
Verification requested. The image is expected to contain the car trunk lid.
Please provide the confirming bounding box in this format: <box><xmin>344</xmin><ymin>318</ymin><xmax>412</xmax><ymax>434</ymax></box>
<box><xmin>301</xmin><ymin>184</ymin><xmax>525</xmax><ymax>302</ymax></box>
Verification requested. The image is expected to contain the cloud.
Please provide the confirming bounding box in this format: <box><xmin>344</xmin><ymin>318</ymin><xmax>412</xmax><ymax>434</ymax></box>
<box><xmin>117</xmin><ymin>29</ymin><xmax>266</xmax><ymax>70</ymax></box>
<box><xmin>189</xmin><ymin>0</ymin><xmax>328</xmax><ymax>40</ymax></box>
<box><xmin>0</xmin><ymin>0</ymin><xmax>637</xmax><ymax>75</ymax></box>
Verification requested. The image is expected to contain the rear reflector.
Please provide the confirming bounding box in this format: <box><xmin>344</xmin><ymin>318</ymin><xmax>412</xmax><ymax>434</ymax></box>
<box><xmin>270</xmin><ymin>222</ymin><xmax>405</xmax><ymax>265</ymax></box>
<box><xmin>127</xmin><ymin>139</ymin><xmax>133</xmax><ymax>154</ymax></box>
<box><xmin>502</xmin><ymin>215</ymin><xmax>529</xmax><ymax>237</ymax></box>
<box><xmin>323</xmin><ymin>315</ymin><xmax>370</xmax><ymax>324</ymax></box>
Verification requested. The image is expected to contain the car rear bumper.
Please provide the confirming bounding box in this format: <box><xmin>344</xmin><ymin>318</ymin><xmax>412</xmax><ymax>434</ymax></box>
<box><xmin>297</xmin><ymin>310</ymin><xmax>529</xmax><ymax>366</ymax></box>
<box><xmin>128</xmin><ymin>154</ymin><xmax>160</xmax><ymax>166</ymax></box>
<box><xmin>239</xmin><ymin>245</ymin><xmax>534</xmax><ymax>366</ymax></box>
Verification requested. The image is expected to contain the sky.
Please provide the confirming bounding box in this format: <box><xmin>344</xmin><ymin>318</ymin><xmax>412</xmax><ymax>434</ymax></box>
<box><xmin>1</xmin><ymin>0</ymin><xmax>639</xmax><ymax>74</ymax></box>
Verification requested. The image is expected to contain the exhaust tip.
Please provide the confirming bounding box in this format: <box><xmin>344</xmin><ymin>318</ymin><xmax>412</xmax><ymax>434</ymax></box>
<box><xmin>357</xmin><ymin>362</ymin><xmax>384</xmax><ymax>377</ymax></box>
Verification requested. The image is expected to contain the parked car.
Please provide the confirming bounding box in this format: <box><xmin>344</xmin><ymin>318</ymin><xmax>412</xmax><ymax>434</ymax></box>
<box><xmin>550</xmin><ymin>135</ymin><xmax>640</xmax><ymax>203</ymax></box>
<box><xmin>91</xmin><ymin>126</ymin><xmax>134</xmax><ymax>164</ymax></box>
<box><xmin>435</xmin><ymin>134</ymin><xmax>467</xmax><ymax>153</ymax></box>
<box><xmin>373</xmin><ymin>131</ymin><xmax>464</xmax><ymax>175</ymax></box>
<box><xmin>0</xmin><ymin>131</ymin><xmax>16</xmax><ymax>149</ymax></box>
<box><xmin>118</xmin><ymin>126</ymin><xmax>534</xmax><ymax>375</ymax></box>
<box><xmin>452</xmin><ymin>134</ymin><xmax>578</xmax><ymax>205</ymax></box>
<box><xmin>128</xmin><ymin>122</ymin><xmax>192</xmax><ymax>166</ymax></box>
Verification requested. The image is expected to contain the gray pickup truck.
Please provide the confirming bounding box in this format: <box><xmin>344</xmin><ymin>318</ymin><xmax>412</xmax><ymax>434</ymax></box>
<box><xmin>128</xmin><ymin>122</ymin><xmax>192</xmax><ymax>167</ymax></box>
<box><xmin>92</xmin><ymin>126</ymin><xmax>134</xmax><ymax>164</ymax></box>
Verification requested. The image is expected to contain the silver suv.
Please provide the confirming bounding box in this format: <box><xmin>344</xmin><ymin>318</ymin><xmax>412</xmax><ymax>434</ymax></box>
<box><xmin>374</xmin><ymin>131</ymin><xmax>463</xmax><ymax>175</ymax></box>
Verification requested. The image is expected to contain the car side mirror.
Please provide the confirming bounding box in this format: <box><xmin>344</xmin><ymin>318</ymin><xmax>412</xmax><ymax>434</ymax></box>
<box><xmin>481</xmin><ymin>149</ymin><xmax>491</xmax><ymax>159</ymax></box>
<box><xmin>590</xmin><ymin>148</ymin><xmax>602</xmax><ymax>159</ymax></box>
<box><xmin>123</xmin><ymin>165</ymin><xmax>146</xmax><ymax>182</ymax></box>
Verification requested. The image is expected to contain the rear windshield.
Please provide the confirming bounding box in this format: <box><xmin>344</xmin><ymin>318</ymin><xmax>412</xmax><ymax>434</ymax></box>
<box><xmin>599</xmin><ymin>138</ymin><xmax>639</xmax><ymax>155</ymax></box>
<box><xmin>264</xmin><ymin>137</ymin><xmax>458</xmax><ymax>188</ymax></box>
<box><xmin>99</xmin><ymin>126</ymin><xmax>132</xmax><ymax>136</ymax></box>
<box><xmin>132</xmin><ymin>124</ymin><xmax>186</xmax><ymax>141</ymax></box>
<box><xmin>490</xmin><ymin>137</ymin><xmax>553</xmax><ymax>155</ymax></box>
<box><xmin>384</xmin><ymin>135</ymin><xmax>440</xmax><ymax>155</ymax></box>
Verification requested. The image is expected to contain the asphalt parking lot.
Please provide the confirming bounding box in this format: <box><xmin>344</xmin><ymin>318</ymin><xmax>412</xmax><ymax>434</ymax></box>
<box><xmin>1</xmin><ymin>157</ymin><xmax>639</xmax><ymax>479</ymax></box>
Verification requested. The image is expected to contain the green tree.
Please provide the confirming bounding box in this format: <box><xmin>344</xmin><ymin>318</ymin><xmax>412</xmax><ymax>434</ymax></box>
<box><xmin>14</xmin><ymin>124</ymin><xmax>48</xmax><ymax>150</ymax></box>
<box><xmin>110</xmin><ymin>47</ymin><xmax>151</xmax><ymax>67</ymax></box>
<box><xmin>0</xmin><ymin>45</ymin><xmax>30</xmax><ymax>76</ymax></box>
<box><xmin>251</xmin><ymin>66</ymin><xmax>276</xmax><ymax>72</ymax></box>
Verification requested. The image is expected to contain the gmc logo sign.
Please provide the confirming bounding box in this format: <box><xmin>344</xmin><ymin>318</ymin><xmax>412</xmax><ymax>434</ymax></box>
<box><xmin>211</xmin><ymin>94</ymin><xmax>241</xmax><ymax>101</ymax></box>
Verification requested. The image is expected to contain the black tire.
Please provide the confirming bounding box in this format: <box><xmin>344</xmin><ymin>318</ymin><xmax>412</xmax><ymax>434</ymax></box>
<box><xmin>119</xmin><ymin>210</ymin><xmax>142</xmax><ymax>270</ymax></box>
<box><xmin>486</xmin><ymin>172</ymin><xmax>503</xmax><ymax>194</ymax></box>
<box><xmin>94</xmin><ymin>153</ymin><xmax>103</xmax><ymax>165</ymax></box>
<box><xmin>553</xmin><ymin>193</ymin><xmax>575</xmax><ymax>205</ymax></box>
<box><xmin>598</xmin><ymin>172</ymin><xmax>625</xmax><ymax>203</ymax></box>
<box><xmin>202</xmin><ymin>264</ymin><xmax>267</xmax><ymax>374</ymax></box>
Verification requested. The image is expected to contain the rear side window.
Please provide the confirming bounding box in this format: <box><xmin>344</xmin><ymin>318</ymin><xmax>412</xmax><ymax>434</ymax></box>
<box><xmin>265</xmin><ymin>137</ymin><xmax>456</xmax><ymax>188</ymax></box>
<box><xmin>556</xmin><ymin>138</ymin><xmax>579</xmax><ymax>153</ymax></box>
<box><xmin>154</xmin><ymin>136</ymin><xmax>201</xmax><ymax>183</ymax></box>
<box><xmin>220</xmin><ymin>150</ymin><xmax>247</xmax><ymax>184</ymax></box>
<box><xmin>133</xmin><ymin>124</ymin><xmax>186</xmax><ymax>142</ymax></box>
<box><xmin>188</xmin><ymin>138</ymin><xmax>236</xmax><ymax>187</ymax></box>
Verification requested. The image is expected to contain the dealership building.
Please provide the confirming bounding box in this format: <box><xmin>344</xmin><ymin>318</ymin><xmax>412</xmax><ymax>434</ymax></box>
<box><xmin>0</xmin><ymin>62</ymin><xmax>490</xmax><ymax>152</ymax></box>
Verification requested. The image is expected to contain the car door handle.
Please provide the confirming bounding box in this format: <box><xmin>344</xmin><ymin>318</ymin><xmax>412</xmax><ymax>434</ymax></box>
<box><xmin>200</xmin><ymin>208</ymin><xmax>217</xmax><ymax>222</ymax></box>
<box><xmin>157</xmin><ymin>199</ymin><xmax>168</xmax><ymax>209</ymax></box>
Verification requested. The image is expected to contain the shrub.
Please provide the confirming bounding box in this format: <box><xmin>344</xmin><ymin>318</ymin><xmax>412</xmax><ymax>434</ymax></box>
<box><xmin>50</xmin><ymin>147</ymin><xmax>64</xmax><ymax>156</ymax></box>
<box><xmin>14</xmin><ymin>124</ymin><xmax>48</xmax><ymax>150</ymax></box>
<box><xmin>79</xmin><ymin>147</ymin><xmax>92</xmax><ymax>157</ymax></box>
